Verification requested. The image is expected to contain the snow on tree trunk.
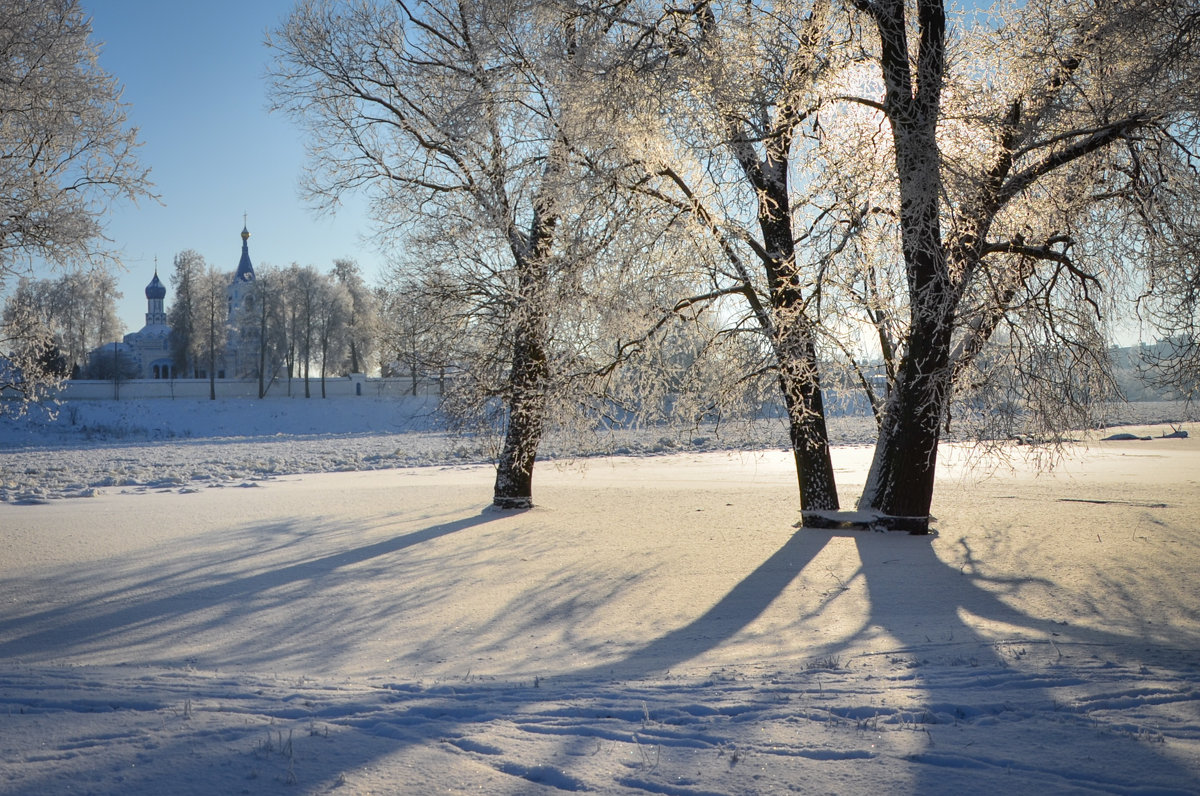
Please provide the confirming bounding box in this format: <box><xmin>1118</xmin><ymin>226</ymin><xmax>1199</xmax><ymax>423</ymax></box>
<box><xmin>846</xmin><ymin>0</ymin><xmax>949</xmax><ymax>532</ymax></box>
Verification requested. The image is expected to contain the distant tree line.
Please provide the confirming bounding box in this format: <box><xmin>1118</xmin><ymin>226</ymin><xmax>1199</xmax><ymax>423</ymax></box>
<box><xmin>163</xmin><ymin>252</ymin><xmax>380</xmax><ymax>399</ymax></box>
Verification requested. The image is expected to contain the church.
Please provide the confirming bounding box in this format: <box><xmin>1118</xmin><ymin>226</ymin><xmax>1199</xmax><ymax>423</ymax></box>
<box><xmin>96</xmin><ymin>224</ymin><xmax>260</xmax><ymax>380</ymax></box>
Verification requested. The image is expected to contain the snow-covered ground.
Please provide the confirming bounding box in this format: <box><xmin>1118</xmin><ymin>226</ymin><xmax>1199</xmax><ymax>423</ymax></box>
<box><xmin>1</xmin><ymin>398</ymin><xmax>1198</xmax><ymax>794</ymax></box>
<box><xmin>0</xmin><ymin>396</ymin><xmax>884</xmax><ymax>504</ymax></box>
<box><xmin>1</xmin><ymin>397</ymin><xmax>1190</xmax><ymax>504</ymax></box>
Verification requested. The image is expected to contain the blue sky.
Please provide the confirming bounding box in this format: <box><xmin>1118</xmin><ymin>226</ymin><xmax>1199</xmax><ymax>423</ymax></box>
<box><xmin>82</xmin><ymin>0</ymin><xmax>377</xmax><ymax>334</ymax></box>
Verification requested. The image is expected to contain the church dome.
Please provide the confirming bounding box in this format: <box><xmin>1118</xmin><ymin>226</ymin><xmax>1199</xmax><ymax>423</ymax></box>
<box><xmin>145</xmin><ymin>271</ymin><xmax>166</xmax><ymax>300</ymax></box>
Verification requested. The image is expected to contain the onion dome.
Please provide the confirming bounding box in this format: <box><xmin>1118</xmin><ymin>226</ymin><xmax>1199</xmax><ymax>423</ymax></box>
<box><xmin>145</xmin><ymin>270</ymin><xmax>166</xmax><ymax>300</ymax></box>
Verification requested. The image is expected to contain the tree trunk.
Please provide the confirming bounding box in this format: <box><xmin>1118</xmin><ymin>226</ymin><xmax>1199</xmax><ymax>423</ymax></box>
<box><xmin>857</xmin><ymin>310</ymin><xmax>952</xmax><ymax>532</ymax></box>
<box><xmin>757</xmin><ymin>181</ymin><xmax>840</xmax><ymax>517</ymax></box>
<box><xmin>853</xmin><ymin>0</ymin><xmax>950</xmax><ymax>532</ymax></box>
<box><xmin>320</xmin><ymin>343</ymin><xmax>329</xmax><ymax>398</ymax></box>
<box><xmin>493</xmin><ymin>267</ymin><xmax>549</xmax><ymax>509</ymax></box>
<box><xmin>493</xmin><ymin>332</ymin><xmax>548</xmax><ymax>509</ymax></box>
<box><xmin>774</xmin><ymin>316</ymin><xmax>840</xmax><ymax>520</ymax></box>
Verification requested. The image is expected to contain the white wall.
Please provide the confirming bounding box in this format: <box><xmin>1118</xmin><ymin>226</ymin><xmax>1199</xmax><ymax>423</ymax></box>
<box><xmin>55</xmin><ymin>374</ymin><xmax>442</xmax><ymax>400</ymax></box>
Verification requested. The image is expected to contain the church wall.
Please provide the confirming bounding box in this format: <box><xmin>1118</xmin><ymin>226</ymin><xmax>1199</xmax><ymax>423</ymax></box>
<box><xmin>54</xmin><ymin>375</ymin><xmax>440</xmax><ymax>400</ymax></box>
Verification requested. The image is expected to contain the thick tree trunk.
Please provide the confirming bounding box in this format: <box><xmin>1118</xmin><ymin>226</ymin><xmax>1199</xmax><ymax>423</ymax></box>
<box><xmin>852</xmin><ymin>0</ymin><xmax>949</xmax><ymax>532</ymax></box>
<box><xmin>858</xmin><ymin>309</ymin><xmax>952</xmax><ymax>532</ymax></box>
<box><xmin>775</xmin><ymin>318</ymin><xmax>840</xmax><ymax>519</ymax></box>
<box><xmin>493</xmin><ymin>291</ymin><xmax>549</xmax><ymax>509</ymax></box>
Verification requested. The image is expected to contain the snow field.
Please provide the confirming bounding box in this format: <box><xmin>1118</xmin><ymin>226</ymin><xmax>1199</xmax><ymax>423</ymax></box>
<box><xmin>1</xmin><ymin>428</ymin><xmax>1199</xmax><ymax>794</ymax></box>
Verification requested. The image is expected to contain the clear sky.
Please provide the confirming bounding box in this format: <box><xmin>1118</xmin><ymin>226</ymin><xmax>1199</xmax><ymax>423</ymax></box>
<box><xmin>81</xmin><ymin>0</ymin><xmax>378</xmax><ymax>335</ymax></box>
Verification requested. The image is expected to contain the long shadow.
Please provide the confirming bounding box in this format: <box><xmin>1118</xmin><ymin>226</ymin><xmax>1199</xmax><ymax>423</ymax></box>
<box><xmin>0</xmin><ymin>508</ymin><xmax>497</xmax><ymax>664</ymax></box>
<box><xmin>566</xmin><ymin>529</ymin><xmax>834</xmax><ymax>680</ymax></box>
<box><xmin>549</xmin><ymin>525</ymin><xmax>1199</xmax><ymax>791</ymax></box>
<box><xmin>4</xmin><ymin>505</ymin><xmax>1197</xmax><ymax>793</ymax></box>
<box><xmin>847</xmin><ymin>532</ymin><xmax>1199</xmax><ymax>793</ymax></box>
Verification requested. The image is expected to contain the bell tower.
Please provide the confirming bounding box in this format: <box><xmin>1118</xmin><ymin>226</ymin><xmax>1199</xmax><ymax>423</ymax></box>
<box><xmin>144</xmin><ymin>268</ymin><xmax>167</xmax><ymax>327</ymax></box>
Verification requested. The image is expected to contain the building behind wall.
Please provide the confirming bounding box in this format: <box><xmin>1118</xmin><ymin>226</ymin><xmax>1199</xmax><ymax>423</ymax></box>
<box><xmin>86</xmin><ymin>224</ymin><xmax>265</xmax><ymax>380</ymax></box>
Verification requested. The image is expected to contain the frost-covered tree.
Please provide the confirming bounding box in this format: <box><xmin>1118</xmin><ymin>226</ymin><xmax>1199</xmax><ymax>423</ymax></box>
<box><xmin>190</xmin><ymin>264</ymin><xmax>228</xmax><ymax>399</ymax></box>
<box><xmin>230</xmin><ymin>263</ymin><xmax>288</xmax><ymax>397</ymax></box>
<box><xmin>377</xmin><ymin>269</ymin><xmax>465</xmax><ymax>394</ymax></box>
<box><xmin>840</xmin><ymin>0</ymin><xmax>1200</xmax><ymax>530</ymax></box>
<box><xmin>332</xmin><ymin>258</ymin><xmax>377</xmax><ymax>375</ymax></box>
<box><xmin>270</xmin><ymin>0</ymin><xmax>657</xmax><ymax>507</ymax></box>
<box><xmin>0</xmin><ymin>0</ymin><xmax>151</xmax><ymax>402</ymax></box>
<box><xmin>314</xmin><ymin>275</ymin><xmax>351</xmax><ymax>396</ymax></box>
<box><xmin>593</xmin><ymin>0</ymin><xmax>848</xmax><ymax>514</ymax></box>
<box><xmin>167</xmin><ymin>250</ymin><xmax>205</xmax><ymax>378</ymax></box>
<box><xmin>2</xmin><ymin>268</ymin><xmax>121</xmax><ymax>378</ymax></box>
<box><xmin>282</xmin><ymin>264</ymin><xmax>322</xmax><ymax>398</ymax></box>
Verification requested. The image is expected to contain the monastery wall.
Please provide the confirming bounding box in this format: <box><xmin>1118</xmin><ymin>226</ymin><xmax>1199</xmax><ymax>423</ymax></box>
<box><xmin>55</xmin><ymin>374</ymin><xmax>441</xmax><ymax>400</ymax></box>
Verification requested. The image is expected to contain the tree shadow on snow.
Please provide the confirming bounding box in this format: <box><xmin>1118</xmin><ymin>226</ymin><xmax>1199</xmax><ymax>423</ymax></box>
<box><xmin>3</xmin><ymin>498</ymin><xmax>1198</xmax><ymax>793</ymax></box>
<box><xmin>0</xmin><ymin>507</ymin><xmax>501</xmax><ymax>669</ymax></box>
<box><xmin>553</xmin><ymin>523</ymin><xmax>1200</xmax><ymax>792</ymax></box>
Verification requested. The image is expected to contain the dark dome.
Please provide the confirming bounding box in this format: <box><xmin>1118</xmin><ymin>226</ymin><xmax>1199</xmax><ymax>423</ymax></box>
<box><xmin>145</xmin><ymin>272</ymin><xmax>166</xmax><ymax>300</ymax></box>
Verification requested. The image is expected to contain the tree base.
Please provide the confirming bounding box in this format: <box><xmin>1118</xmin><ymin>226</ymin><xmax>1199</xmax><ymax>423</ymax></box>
<box><xmin>493</xmin><ymin>495</ymin><xmax>534</xmax><ymax>510</ymax></box>
<box><xmin>801</xmin><ymin>510</ymin><xmax>932</xmax><ymax>534</ymax></box>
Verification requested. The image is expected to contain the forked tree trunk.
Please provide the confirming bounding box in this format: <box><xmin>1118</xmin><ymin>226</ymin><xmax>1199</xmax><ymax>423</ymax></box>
<box><xmin>853</xmin><ymin>0</ymin><xmax>949</xmax><ymax>532</ymax></box>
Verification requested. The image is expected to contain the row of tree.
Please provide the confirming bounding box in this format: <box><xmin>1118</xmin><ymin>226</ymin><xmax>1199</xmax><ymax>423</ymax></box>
<box><xmin>1</xmin><ymin>270</ymin><xmax>122</xmax><ymax>379</ymax></box>
<box><xmin>0</xmin><ymin>256</ymin><xmax>385</xmax><ymax>393</ymax></box>
<box><xmin>269</xmin><ymin>0</ymin><xmax>1200</xmax><ymax>528</ymax></box>
<box><xmin>164</xmin><ymin>252</ymin><xmax>380</xmax><ymax>399</ymax></box>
